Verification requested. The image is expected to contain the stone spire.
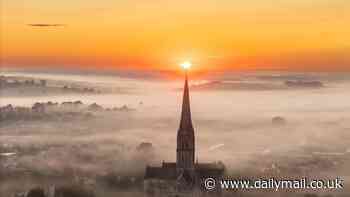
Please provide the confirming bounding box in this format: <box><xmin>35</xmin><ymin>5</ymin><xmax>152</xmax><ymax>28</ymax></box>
<box><xmin>179</xmin><ymin>72</ymin><xmax>194</xmax><ymax>131</ymax></box>
<box><xmin>176</xmin><ymin>71</ymin><xmax>195</xmax><ymax>170</ymax></box>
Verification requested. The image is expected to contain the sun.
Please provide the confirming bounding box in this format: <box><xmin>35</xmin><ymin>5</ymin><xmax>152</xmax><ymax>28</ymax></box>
<box><xmin>180</xmin><ymin>61</ymin><xmax>192</xmax><ymax>70</ymax></box>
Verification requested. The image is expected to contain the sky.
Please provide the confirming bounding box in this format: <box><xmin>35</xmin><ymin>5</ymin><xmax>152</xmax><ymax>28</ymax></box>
<box><xmin>1</xmin><ymin>0</ymin><xmax>350</xmax><ymax>73</ymax></box>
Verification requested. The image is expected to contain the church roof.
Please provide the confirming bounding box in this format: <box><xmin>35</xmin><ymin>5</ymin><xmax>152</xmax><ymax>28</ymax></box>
<box><xmin>195</xmin><ymin>163</ymin><xmax>225</xmax><ymax>178</ymax></box>
<box><xmin>144</xmin><ymin>162</ymin><xmax>224</xmax><ymax>180</ymax></box>
<box><xmin>162</xmin><ymin>162</ymin><xmax>176</xmax><ymax>168</ymax></box>
<box><xmin>144</xmin><ymin>166</ymin><xmax>177</xmax><ymax>180</ymax></box>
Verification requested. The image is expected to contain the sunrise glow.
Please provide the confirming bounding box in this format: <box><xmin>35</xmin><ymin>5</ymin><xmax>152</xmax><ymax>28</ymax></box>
<box><xmin>1</xmin><ymin>1</ymin><xmax>349</xmax><ymax>72</ymax></box>
<box><xmin>180</xmin><ymin>61</ymin><xmax>192</xmax><ymax>70</ymax></box>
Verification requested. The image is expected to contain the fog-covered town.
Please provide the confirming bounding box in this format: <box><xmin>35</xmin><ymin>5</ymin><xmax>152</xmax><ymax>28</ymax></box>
<box><xmin>0</xmin><ymin>71</ymin><xmax>349</xmax><ymax>197</ymax></box>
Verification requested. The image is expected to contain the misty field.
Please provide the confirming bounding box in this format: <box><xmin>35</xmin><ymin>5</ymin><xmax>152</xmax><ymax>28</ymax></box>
<box><xmin>1</xmin><ymin>71</ymin><xmax>350</xmax><ymax>197</ymax></box>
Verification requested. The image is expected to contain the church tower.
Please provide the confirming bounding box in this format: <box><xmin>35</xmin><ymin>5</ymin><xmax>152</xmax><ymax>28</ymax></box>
<box><xmin>176</xmin><ymin>72</ymin><xmax>195</xmax><ymax>171</ymax></box>
<box><xmin>144</xmin><ymin>66</ymin><xmax>225</xmax><ymax>196</ymax></box>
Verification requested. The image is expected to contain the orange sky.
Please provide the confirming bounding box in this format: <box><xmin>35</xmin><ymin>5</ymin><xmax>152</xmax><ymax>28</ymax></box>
<box><xmin>1</xmin><ymin>0</ymin><xmax>350</xmax><ymax>72</ymax></box>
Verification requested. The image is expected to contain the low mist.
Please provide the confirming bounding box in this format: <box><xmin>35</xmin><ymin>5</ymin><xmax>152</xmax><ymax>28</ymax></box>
<box><xmin>1</xmin><ymin>71</ymin><xmax>350</xmax><ymax>197</ymax></box>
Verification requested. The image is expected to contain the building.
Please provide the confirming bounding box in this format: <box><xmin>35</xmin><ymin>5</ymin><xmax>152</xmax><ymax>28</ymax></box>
<box><xmin>144</xmin><ymin>73</ymin><xmax>225</xmax><ymax>197</ymax></box>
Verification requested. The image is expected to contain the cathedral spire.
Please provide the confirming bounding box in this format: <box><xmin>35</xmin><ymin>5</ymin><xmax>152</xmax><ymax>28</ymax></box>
<box><xmin>176</xmin><ymin>70</ymin><xmax>195</xmax><ymax>170</ymax></box>
<box><xmin>179</xmin><ymin>71</ymin><xmax>194</xmax><ymax>131</ymax></box>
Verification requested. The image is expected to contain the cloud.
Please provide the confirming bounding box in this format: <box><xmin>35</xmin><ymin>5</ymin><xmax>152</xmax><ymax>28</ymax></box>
<box><xmin>27</xmin><ymin>24</ymin><xmax>66</xmax><ymax>27</ymax></box>
<box><xmin>189</xmin><ymin>80</ymin><xmax>286</xmax><ymax>91</ymax></box>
